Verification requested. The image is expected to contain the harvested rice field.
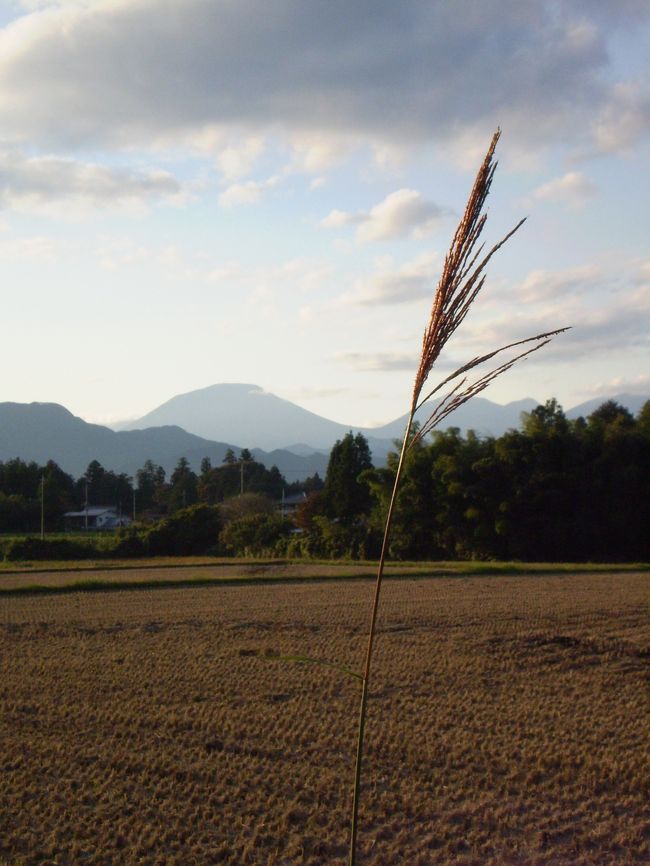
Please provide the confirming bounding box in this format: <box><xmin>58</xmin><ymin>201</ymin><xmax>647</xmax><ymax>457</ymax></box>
<box><xmin>1</xmin><ymin>572</ymin><xmax>649</xmax><ymax>865</ymax></box>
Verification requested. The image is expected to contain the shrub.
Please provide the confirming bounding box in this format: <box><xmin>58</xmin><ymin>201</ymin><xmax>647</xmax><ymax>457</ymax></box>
<box><xmin>219</xmin><ymin>512</ymin><xmax>292</xmax><ymax>556</ymax></box>
<box><xmin>142</xmin><ymin>504</ymin><xmax>222</xmax><ymax>556</ymax></box>
<box><xmin>3</xmin><ymin>536</ymin><xmax>99</xmax><ymax>561</ymax></box>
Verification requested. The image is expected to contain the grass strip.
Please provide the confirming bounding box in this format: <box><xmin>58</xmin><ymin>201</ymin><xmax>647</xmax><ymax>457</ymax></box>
<box><xmin>1</xmin><ymin>562</ymin><xmax>648</xmax><ymax>597</ymax></box>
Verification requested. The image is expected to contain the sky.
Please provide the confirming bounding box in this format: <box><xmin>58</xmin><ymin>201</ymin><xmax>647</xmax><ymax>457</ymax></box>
<box><xmin>0</xmin><ymin>0</ymin><xmax>648</xmax><ymax>429</ymax></box>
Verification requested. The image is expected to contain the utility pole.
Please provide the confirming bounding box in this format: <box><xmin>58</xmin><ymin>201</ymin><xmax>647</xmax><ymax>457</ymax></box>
<box><xmin>132</xmin><ymin>487</ymin><xmax>136</xmax><ymax>522</ymax></box>
<box><xmin>84</xmin><ymin>477</ymin><xmax>89</xmax><ymax>531</ymax></box>
<box><xmin>40</xmin><ymin>473</ymin><xmax>45</xmax><ymax>539</ymax></box>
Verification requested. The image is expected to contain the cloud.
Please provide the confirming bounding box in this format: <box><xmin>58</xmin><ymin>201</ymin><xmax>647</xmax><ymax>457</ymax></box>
<box><xmin>218</xmin><ymin>175</ymin><xmax>282</xmax><ymax>208</ymax></box>
<box><xmin>517</xmin><ymin>264</ymin><xmax>605</xmax><ymax>303</ymax></box>
<box><xmin>0</xmin><ymin>234</ymin><xmax>59</xmax><ymax>260</ymax></box>
<box><xmin>0</xmin><ymin>1</ymin><xmax>648</xmax><ymax>156</ymax></box>
<box><xmin>586</xmin><ymin>373</ymin><xmax>650</xmax><ymax>398</ymax></box>
<box><xmin>532</xmin><ymin>172</ymin><xmax>597</xmax><ymax>207</ymax></box>
<box><xmin>285</xmin><ymin>386</ymin><xmax>353</xmax><ymax>400</ymax></box>
<box><xmin>214</xmin><ymin>136</ymin><xmax>265</xmax><ymax>180</ymax></box>
<box><xmin>423</xmin><ymin>257</ymin><xmax>650</xmax><ymax>375</ymax></box>
<box><xmin>322</xmin><ymin>189</ymin><xmax>446</xmax><ymax>242</ymax></box>
<box><xmin>288</xmin><ymin>133</ymin><xmax>355</xmax><ymax>173</ymax></box>
<box><xmin>591</xmin><ymin>82</ymin><xmax>650</xmax><ymax>154</ymax></box>
<box><xmin>336</xmin><ymin>351</ymin><xmax>418</xmax><ymax>372</ymax></box>
<box><xmin>342</xmin><ymin>252</ymin><xmax>439</xmax><ymax>305</ymax></box>
<box><xmin>0</xmin><ymin>149</ymin><xmax>182</xmax><ymax>215</ymax></box>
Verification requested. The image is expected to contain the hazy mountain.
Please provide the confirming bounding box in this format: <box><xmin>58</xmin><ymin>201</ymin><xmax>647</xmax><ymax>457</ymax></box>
<box><xmin>116</xmin><ymin>384</ymin><xmax>354</xmax><ymax>450</ymax></box>
<box><xmin>375</xmin><ymin>397</ymin><xmax>539</xmax><ymax>442</ymax></box>
<box><xmin>117</xmin><ymin>383</ymin><xmax>544</xmax><ymax>450</ymax></box>
<box><xmin>0</xmin><ymin>402</ymin><xmax>328</xmax><ymax>480</ymax></box>
<box><xmin>3</xmin><ymin>390</ymin><xmax>647</xmax><ymax>483</ymax></box>
<box><xmin>565</xmin><ymin>393</ymin><xmax>649</xmax><ymax>420</ymax></box>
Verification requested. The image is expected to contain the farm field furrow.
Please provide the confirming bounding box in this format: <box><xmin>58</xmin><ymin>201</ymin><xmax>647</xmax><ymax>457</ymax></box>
<box><xmin>1</xmin><ymin>572</ymin><xmax>649</xmax><ymax>865</ymax></box>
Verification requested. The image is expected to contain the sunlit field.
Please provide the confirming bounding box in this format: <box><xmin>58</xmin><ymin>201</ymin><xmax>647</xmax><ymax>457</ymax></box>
<box><xmin>1</xmin><ymin>572</ymin><xmax>648</xmax><ymax>865</ymax></box>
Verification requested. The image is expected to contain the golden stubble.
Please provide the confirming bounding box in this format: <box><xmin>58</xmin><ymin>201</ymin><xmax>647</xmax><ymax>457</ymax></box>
<box><xmin>1</xmin><ymin>572</ymin><xmax>648</xmax><ymax>866</ymax></box>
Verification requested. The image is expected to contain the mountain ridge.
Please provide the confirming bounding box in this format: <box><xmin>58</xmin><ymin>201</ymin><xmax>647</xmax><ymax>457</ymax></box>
<box><xmin>116</xmin><ymin>383</ymin><xmax>546</xmax><ymax>450</ymax></box>
<box><xmin>1</xmin><ymin>389</ymin><xmax>647</xmax><ymax>482</ymax></box>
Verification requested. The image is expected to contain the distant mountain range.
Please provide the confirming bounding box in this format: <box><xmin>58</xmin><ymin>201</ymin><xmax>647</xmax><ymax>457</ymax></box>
<box><xmin>1</xmin><ymin>385</ymin><xmax>647</xmax><ymax>481</ymax></box>
<box><xmin>0</xmin><ymin>402</ymin><xmax>326</xmax><ymax>482</ymax></box>
<box><xmin>116</xmin><ymin>383</ymin><xmax>544</xmax><ymax>450</ymax></box>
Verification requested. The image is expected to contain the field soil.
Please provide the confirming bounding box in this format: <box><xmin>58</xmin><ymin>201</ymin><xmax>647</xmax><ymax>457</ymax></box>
<box><xmin>1</xmin><ymin>571</ymin><xmax>648</xmax><ymax>865</ymax></box>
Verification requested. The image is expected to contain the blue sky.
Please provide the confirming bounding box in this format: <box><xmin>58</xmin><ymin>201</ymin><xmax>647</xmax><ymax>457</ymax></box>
<box><xmin>1</xmin><ymin>0</ymin><xmax>648</xmax><ymax>428</ymax></box>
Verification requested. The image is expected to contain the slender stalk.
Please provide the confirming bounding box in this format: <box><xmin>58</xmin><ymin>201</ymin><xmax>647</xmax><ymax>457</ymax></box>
<box><xmin>349</xmin><ymin>406</ymin><xmax>415</xmax><ymax>866</ymax></box>
<box><xmin>344</xmin><ymin>129</ymin><xmax>566</xmax><ymax>865</ymax></box>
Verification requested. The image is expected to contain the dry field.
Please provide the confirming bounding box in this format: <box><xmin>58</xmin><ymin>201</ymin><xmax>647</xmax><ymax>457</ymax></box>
<box><xmin>1</xmin><ymin>572</ymin><xmax>648</xmax><ymax>866</ymax></box>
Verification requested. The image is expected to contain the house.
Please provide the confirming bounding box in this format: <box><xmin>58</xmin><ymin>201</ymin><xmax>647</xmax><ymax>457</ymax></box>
<box><xmin>63</xmin><ymin>506</ymin><xmax>131</xmax><ymax>531</ymax></box>
<box><xmin>275</xmin><ymin>491</ymin><xmax>307</xmax><ymax>518</ymax></box>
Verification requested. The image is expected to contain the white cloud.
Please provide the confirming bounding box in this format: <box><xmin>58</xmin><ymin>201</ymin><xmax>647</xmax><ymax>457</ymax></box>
<box><xmin>285</xmin><ymin>386</ymin><xmax>353</xmax><ymax>401</ymax></box>
<box><xmin>0</xmin><ymin>1</ymin><xmax>647</xmax><ymax>155</ymax></box>
<box><xmin>342</xmin><ymin>252</ymin><xmax>439</xmax><ymax>306</ymax></box>
<box><xmin>0</xmin><ymin>149</ymin><xmax>182</xmax><ymax>215</ymax></box>
<box><xmin>288</xmin><ymin>133</ymin><xmax>354</xmax><ymax>173</ymax></box>
<box><xmin>587</xmin><ymin>373</ymin><xmax>650</xmax><ymax>397</ymax></box>
<box><xmin>336</xmin><ymin>350</ymin><xmax>418</xmax><ymax>372</ymax></box>
<box><xmin>592</xmin><ymin>82</ymin><xmax>650</xmax><ymax>154</ymax></box>
<box><xmin>532</xmin><ymin>172</ymin><xmax>597</xmax><ymax>207</ymax></box>
<box><xmin>322</xmin><ymin>189</ymin><xmax>446</xmax><ymax>243</ymax></box>
<box><xmin>453</xmin><ymin>260</ymin><xmax>650</xmax><ymax>363</ymax></box>
<box><xmin>321</xmin><ymin>208</ymin><xmax>366</xmax><ymax>229</ymax></box>
<box><xmin>215</xmin><ymin>136</ymin><xmax>265</xmax><ymax>181</ymax></box>
<box><xmin>0</xmin><ymin>234</ymin><xmax>59</xmax><ymax>260</ymax></box>
<box><xmin>218</xmin><ymin>175</ymin><xmax>282</xmax><ymax>208</ymax></box>
<box><xmin>518</xmin><ymin>264</ymin><xmax>604</xmax><ymax>303</ymax></box>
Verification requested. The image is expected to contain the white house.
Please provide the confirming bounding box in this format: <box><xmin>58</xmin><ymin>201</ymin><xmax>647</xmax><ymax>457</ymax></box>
<box><xmin>63</xmin><ymin>506</ymin><xmax>131</xmax><ymax>531</ymax></box>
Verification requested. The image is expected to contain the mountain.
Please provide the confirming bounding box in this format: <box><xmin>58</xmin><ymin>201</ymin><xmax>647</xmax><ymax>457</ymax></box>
<box><xmin>565</xmin><ymin>393</ymin><xmax>649</xmax><ymax>420</ymax></box>
<box><xmin>118</xmin><ymin>383</ymin><xmax>543</xmax><ymax>451</ymax></box>
<box><xmin>0</xmin><ymin>402</ymin><xmax>329</xmax><ymax>481</ymax></box>
<box><xmin>116</xmin><ymin>383</ymin><xmax>356</xmax><ymax>450</ymax></box>
<box><xmin>3</xmin><ymin>391</ymin><xmax>647</xmax><ymax>483</ymax></box>
<box><xmin>374</xmin><ymin>397</ymin><xmax>539</xmax><ymax>442</ymax></box>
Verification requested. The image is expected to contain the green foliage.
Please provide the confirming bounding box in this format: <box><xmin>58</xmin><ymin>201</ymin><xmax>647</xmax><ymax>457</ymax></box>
<box><xmin>3</xmin><ymin>535</ymin><xmax>105</xmax><ymax>562</ymax></box>
<box><xmin>321</xmin><ymin>432</ymin><xmax>373</xmax><ymax>522</ymax></box>
<box><xmin>219</xmin><ymin>512</ymin><xmax>293</xmax><ymax>556</ymax></box>
<box><xmin>286</xmin><ymin>515</ymin><xmax>380</xmax><ymax>560</ymax></box>
<box><xmin>219</xmin><ymin>492</ymin><xmax>275</xmax><ymax>523</ymax></box>
<box><xmin>197</xmin><ymin>457</ymin><xmax>284</xmax><ymax>503</ymax></box>
<box><xmin>142</xmin><ymin>504</ymin><xmax>222</xmax><ymax>556</ymax></box>
<box><xmin>375</xmin><ymin>399</ymin><xmax>650</xmax><ymax>562</ymax></box>
<box><xmin>0</xmin><ymin>458</ymin><xmax>76</xmax><ymax>533</ymax></box>
<box><xmin>167</xmin><ymin>457</ymin><xmax>198</xmax><ymax>512</ymax></box>
<box><xmin>77</xmin><ymin>460</ymin><xmax>133</xmax><ymax>511</ymax></box>
<box><xmin>135</xmin><ymin>459</ymin><xmax>167</xmax><ymax>513</ymax></box>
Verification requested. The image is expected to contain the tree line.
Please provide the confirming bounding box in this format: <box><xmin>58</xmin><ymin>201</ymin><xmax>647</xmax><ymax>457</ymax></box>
<box><xmin>0</xmin><ymin>448</ymin><xmax>320</xmax><ymax>533</ymax></box>
<box><xmin>1</xmin><ymin>398</ymin><xmax>648</xmax><ymax>562</ymax></box>
<box><xmin>293</xmin><ymin>398</ymin><xmax>650</xmax><ymax>562</ymax></box>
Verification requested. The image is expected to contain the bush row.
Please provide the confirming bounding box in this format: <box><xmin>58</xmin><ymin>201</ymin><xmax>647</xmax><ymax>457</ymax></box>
<box><xmin>1</xmin><ymin>505</ymin><xmax>294</xmax><ymax>561</ymax></box>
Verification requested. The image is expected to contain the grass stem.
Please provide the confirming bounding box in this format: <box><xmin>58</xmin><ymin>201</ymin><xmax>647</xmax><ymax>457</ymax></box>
<box><xmin>349</xmin><ymin>409</ymin><xmax>414</xmax><ymax>866</ymax></box>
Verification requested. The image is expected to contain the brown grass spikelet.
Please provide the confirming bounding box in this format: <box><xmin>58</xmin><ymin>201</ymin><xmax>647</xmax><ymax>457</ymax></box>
<box><xmin>413</xmin><ymin>129</ymin><xmax>506</xmax><ymax>402</ymax></box>
<box><xmin>348</xmin><ymin>129</ymin><xmax>570</xmax><ymax>865</ymax></box>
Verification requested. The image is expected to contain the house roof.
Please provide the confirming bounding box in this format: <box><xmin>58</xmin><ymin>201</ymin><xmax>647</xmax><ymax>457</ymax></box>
<box><xmin>63</xmin><ymin>506</ymin><xmax>118</xmax><ymax>517</ymax></box>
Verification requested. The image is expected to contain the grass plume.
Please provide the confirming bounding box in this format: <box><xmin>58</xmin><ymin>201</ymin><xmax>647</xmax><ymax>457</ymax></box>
<box><xmin>348</xmin><ymin>129</ymin><xmax>569</xmax><ymax>865</ymax></box>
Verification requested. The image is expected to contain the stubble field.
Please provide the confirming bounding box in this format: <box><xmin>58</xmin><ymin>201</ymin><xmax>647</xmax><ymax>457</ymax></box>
<box><xmin>1</xmin><ymin>571</ymin><xmax>648</xmax><ymax>865</ymax></box>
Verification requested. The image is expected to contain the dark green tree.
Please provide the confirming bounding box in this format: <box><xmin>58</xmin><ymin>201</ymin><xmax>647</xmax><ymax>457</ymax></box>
<box><xmin>136</xmin><ymin>460</ymin><xmax>167</xmax><ymax>513</ymax></box>
<box><xmin>321</xmin><ymin>432</ymin><xmax>373</xmax><ymax>522</ymax></box>
<box><xmin>167</xmin><ymin>457</ymin><xmax>198</xmax><ymax>512</ymax></box>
